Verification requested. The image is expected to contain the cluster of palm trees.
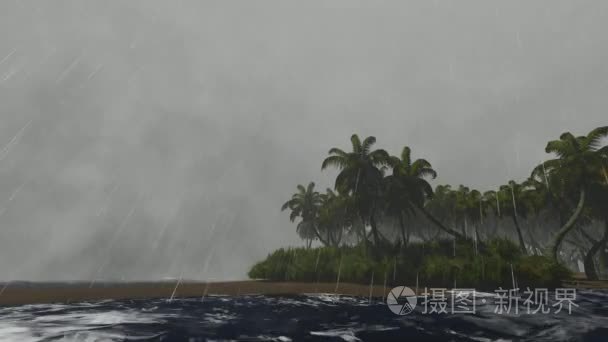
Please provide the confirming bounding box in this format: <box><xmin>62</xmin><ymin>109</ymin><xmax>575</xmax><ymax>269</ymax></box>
<box><xmin>282</xmin><ymin>127</ymin><xmax>608</xmax><ymax>279</ymax></box>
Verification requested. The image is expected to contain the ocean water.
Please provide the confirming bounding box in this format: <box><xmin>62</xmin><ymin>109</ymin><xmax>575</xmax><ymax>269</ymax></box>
<box><xmin>0</xmin><ymin>291</ymin><xmax>607</xmax><ymax>341</ymax></box>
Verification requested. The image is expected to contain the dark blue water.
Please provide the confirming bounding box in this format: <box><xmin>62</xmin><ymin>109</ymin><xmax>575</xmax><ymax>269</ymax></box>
<box><xmin>0</xmin><ymin>291</ymin><xmax>607</xmax><ymax>341</ymax></box>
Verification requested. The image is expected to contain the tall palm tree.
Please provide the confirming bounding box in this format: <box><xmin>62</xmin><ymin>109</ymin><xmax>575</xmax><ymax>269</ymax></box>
<box><xmin>384</xmin><ymin>146</ymin><xmax>437</xmax><ymax>245</ymax></box>
<box><xmin>281</xmin><ymin>182</ymin><xmax>328</xmax><ymax>246</ymax></box>
<box><xmin>498</xmin><ymin>181</ymin><xmax>528</xmax><ymax>255</ymax></box>
<box><xmin>321</xmin><ymin>134</ymin><xmax>391</xmax><ymax>246</ymax></box>
<box><xmin>454</xmin><ymin>185</ymin><xmax>471</xmax><ymax>237</ymax></box>
<box><xmin>465</xmin><ymin>189</ymin><xmax>487</xmax><ymax>243</ymax></box>
<box><xmin>387</xmin><ymin>147</ymin><xmax>466</xmax><ymax>240</ymax></box>
<box><xmin>536</xmin><ymin>126</ymin><xmax>608</xmax><ymax>262</ymax></box>
<box><xmin>483</xmin><ymin>190</ymin><xmax>502</xmax><ymax>238</ymax></box>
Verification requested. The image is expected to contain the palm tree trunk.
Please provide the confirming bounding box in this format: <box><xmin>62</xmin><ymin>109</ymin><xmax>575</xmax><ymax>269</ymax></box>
<box><xmin>356</xmin><ymin>216</ymin><xmax>369</xmax><ymax>249</ymax></box>
<box><xmin>511</xmin><ymin>215</ymin><xmax>527</xmax><ymax>255</ymax></box>
<box><xmin>462</xmin><ymin>215</ymin><xmax>469</xmax><ymax>239</ymax></box>
<box><xmin>526</xmin><ymin>223</ymin><xmax>542</xmax><ymax>255</ymax></box>
<box><xmin>335</xmin><ymin>227</ymin><xmax>343</xmax><ymax>247</ymax></box>
<box><xmin>583</xmin><ymin>220</ymin><xmax>608</xmax><ymax>280</ymax></box>
<box><xmin>369</xmin><ymin>214</ymin><xmax>381</xmax><ymax>247</ymax></box>
<box><xmin>600</xmin><ymin>246</ymin><xmax>608</xmax><ymax>279</ymax></box>
<box><xmin>418</xmin><ymin>206</ymin><xmax>464</xmax><ymax>240</ymax></box>
<box><xmin>548</xmin><ymin>187</ymin><xmax>586</xmax><ymax>262</ymax></box>
<box><xmin>398</xmin><ymin>212</ymin><xmax>408</xmax><ymax>246</ymax></box>
<box><xmin>312</xmin><ymin>224</ymin><xmax>330</xmax><ymax>247</ymax></box>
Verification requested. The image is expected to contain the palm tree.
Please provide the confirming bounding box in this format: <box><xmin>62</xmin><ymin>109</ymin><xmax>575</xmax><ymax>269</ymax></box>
<box><xmin>454</xmin><ymin>185</ymin><xmax>471</xmax><ymax>237</ymax></box>
<box><xmin>281</xmin><ymin>182</ymin><xmax>328</xmax><ymax>246</ymax></box>
<box><xmin>424</xmin><ymin>185</ymin><xmax>465</xmax><ymax>239</ymax></box>
<box><xmin>388</xmin><ymin>146</ymin><xmax>466</xmax><ymax>240</ymax></box>
<box><xmin>318</xmin><ymin>189</ymin><xmax>352</xmax><ymax>247</ymax></box>
<box><xmin>321</xmin><ymin>134</ymin><xmax>391</xmax><ymax>247</ymax></box>
<box><xmin>581</xmin><ymin>181</ymin><xmax>608</xmax><ymax>280</ymax></box>
<box><xmin>520</xmin><ymin>176</ymin><xmax>553</xmax><ymax>253</ymax></box>
<box><xmin>383</xmin><ymin>146</ymin><xmax>438</xmax><ymax>245</ymax></box>
<box><xmin>483</xmin><ymin>190</ymin><xmax>502</xmax><ymax>238</ymax></box>
<box><xmin>465</xmin><ymin>189</ymin><xmax>487</xmax><ymax>244</ymax></box>
<box><xmin>383</xmin><ymin>176</ymin><xmax>417</xmax><ymax>245</ymax></box>
<box><xmin>498</xmin><ymin>181</ymin><xmax>528</xmax><ymax>255</ymax></box>
<box><xmin>537</xmin><ymin>126</ymin><xmax>608</xmax><ymax>262</ymax></box>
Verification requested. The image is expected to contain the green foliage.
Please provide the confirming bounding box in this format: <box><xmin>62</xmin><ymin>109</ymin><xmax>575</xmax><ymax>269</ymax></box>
<box><xmin>517</xmin><ymin>255</ymin><xmax>572</xmax><ymax>288</ymax></box>
<box><xmin>248</xmin><ymin>239</ymin><xmax>571</xmax><ymax>290</ymax></box>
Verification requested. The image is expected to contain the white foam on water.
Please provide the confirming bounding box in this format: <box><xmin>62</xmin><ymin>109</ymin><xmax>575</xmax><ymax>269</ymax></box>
<box><xmin>310</xmin><ymin>328</ymin><xmax>362</xmax><ymax>342</ymax></box>
<box><xmin>0</xmin><ymin>323</ymin><xmax>36</xmax><ymax>342</ymax></box>
<box><xmin>0</xmin><ymin>302</ymin><xmax>167</xmax><ymax>342</ymax></box>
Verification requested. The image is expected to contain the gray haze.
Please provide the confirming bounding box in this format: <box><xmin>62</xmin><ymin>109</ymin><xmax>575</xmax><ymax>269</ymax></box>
<box><xmin>0</xmin><ymin>1</ymin><xmax>607</xmax><ymax>281</ymax></box>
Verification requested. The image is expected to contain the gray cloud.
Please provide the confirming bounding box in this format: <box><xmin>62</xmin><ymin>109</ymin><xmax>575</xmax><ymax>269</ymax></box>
<box><xmin>0</xmin><ymin>0</ymin><xmax>606</xmax><ymax>281</ymax></box>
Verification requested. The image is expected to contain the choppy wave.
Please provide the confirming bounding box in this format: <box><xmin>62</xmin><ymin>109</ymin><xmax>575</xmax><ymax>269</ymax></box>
<box><xmin>0</xmin><ymin>290</ymin><xmax>606</xmax><ymax>341</ymax></box>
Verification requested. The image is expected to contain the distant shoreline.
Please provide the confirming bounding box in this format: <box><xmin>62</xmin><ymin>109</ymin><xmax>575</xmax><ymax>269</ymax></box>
<box><xmin>0</xmin><ymin>280</ymin><xmax>398</xmax><ymax>306</ymax></box>
<box><xmin>1</xmin><ymin>279</ymin><xmax>606</xmax><ymax>306</ymax></box>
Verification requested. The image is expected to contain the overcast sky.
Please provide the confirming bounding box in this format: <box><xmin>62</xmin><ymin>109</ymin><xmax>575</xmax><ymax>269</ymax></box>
<box><xmin>0</xmin><ymin>0</ymin><xmax>607</xmax><ymax>281</ymax></box>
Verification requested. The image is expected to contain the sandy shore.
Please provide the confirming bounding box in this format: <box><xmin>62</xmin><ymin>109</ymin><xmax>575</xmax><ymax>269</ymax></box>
<box><xmin>1</xmin><ymin>277</ymin><xmax>605</xmax><ymax>306</ymax></box>
<box><xmin>0</xmin><ymin>280</ymin><xmax>396</xmax><ymax>306</ymax></box>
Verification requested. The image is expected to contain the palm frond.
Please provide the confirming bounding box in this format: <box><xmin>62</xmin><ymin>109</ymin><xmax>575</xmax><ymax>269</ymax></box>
<box><xmin>388</xmin><ymin>156</ymin><xmax>402</xmax><ymax>172</ymax></box>
<box><xmin>411</xmin><ymin>158</ymin><xmax>432</xmax><ymax>171</ymax></box>
<box><xmin>546</xmin><ymin>140</ymin><xmax>573</xmax><ymax>157</ymax></box>
<box><xmin>585</xmin><ymin>126</ymin><xmax>608</xmax><ymax>150</ymax></box>
<box><xmin>361</xmin><ymin>136</ymin><xmax>377</xmax><ymax>154</ymax></box>
<box><xmin>306</xmin><ymin>182</ymin><xmax>316</xmax><ymax>193</ymax></box>
<box><xmin>327</xmin><ymin>147</ymin><xmax>348</xmax><ymax>157</ymax></box>
<box><xmin>350</xmin><ymin>134</ymin><xmax>362</xmax><ymax>153</ymax></box>
<box><xmin>321</xmin><ymin>156</ymin><xmax>346</xmax><ymax>170</ymax></box>
<box><xmin>281</xmin><ymin>200</ymin><xmax>292</xmax><ymax>211</ymax></box>
<box><xmin>417</xmin><ymin>168</ymin><xmax>437</xmax><ymax>180</ymax></box>
<box><xmin>400</xmin><ymin>146</ymin><xmax>412</xmax><ymax>168</ymax></box>
<box><xmin>289</xmin><ymin>210</ymin><xmax>299</xmax><ymax>222</ymax></box>
<box><xmin>369</xmin><ymin>149</ymin><xmax>391</xmax><ymax>166</ymax></box>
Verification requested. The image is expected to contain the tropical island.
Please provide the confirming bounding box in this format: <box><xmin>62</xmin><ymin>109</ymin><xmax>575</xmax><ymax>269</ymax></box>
<box><xmin>1</xmin><ymin>127</ymin><xmax>606</xmax><ymax>307</ymax></box>
<box><xmin>249</xmin><ymin>126</ymin><xmax>608</xmax><ymax>291</ymax></box>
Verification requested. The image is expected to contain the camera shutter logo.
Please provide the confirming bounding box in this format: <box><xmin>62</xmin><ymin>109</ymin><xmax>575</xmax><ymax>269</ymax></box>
<box><xmin>387</xmin><ymin>286</ymin><xmax>417</xmax><ymax>315</ymax></box>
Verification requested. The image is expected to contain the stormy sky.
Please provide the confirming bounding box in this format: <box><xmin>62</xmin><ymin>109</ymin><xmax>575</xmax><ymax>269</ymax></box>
<box><xmin>0</xmin><ymin>1</ymin><xmax>606</xmax><ymax>281</ymax></box>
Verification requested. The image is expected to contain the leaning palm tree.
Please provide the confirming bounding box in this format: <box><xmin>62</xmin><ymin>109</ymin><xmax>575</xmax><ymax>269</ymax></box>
<box><xmin>498</xmin><ymin>181</ymin><xmax>528</xmax><ymax>255</ymax></box>
<box><xmin>318</xmin><ymin>189</ymin><xmax>353</xmax><ymax>247</ymax></box>
<box><xmin>425</xmin><ymin>185</ymin><xmax>465</xmax><ymax>239</ymax></box>
<box><xmin>535</xmin><ymin>126</ymin><xmax>608</xmax><ymax>262</ymax></box>
<box><xmin>580</xmin><ymin>178</ymin><xmax>608</xmax><ymax>280</ymax></box>
<box><xmin>520</xmin><ymin>176</ymin><xmax>553</xmax><ymax>253</ymax></box>
<box><xmin>281</xmin><ymin>182</ymin><xmax>327</xmax><ymax>246</ymax></box>
<box><xmin>383</xmin><ymin>176</ymin><xmax>418</xmax><ymax>245</ymax></box>
<box><xmin>385</xmin><ymin>146</ymin><xmax>464</xmax><ymax>240</ymax></box>
<box><xmin>321</xmin><ymin>134</ymin><xmax>391</xmax><ymax>247</ymax></box>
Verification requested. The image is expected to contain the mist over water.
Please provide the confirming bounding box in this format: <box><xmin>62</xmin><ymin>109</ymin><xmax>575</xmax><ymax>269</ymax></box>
<box><xmin>1</xmin><ymin>1</ymin><xmax>608</xmax><ymax>281</ymax></box>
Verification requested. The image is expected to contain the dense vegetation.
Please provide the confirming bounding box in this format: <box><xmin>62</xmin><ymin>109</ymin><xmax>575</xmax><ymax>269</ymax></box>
<box><xmin>250</xmin><ymin>127</ymin><xmax>608</xmax><ymax>287</ymax></box>
<box><xmin>248</xmin><ymin>240</ymin><xmax>570</xmax><ymax>290</ymax></box>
